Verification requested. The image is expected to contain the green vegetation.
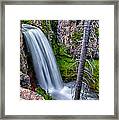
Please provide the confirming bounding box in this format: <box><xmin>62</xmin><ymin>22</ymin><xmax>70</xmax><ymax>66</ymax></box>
<box><xmin>36</xmin><ymin>87</ymin><xmax>53</xmax><ymax>100</ymax></box>
<box><xmin>56</xmin><ymin>44</ymin><xmax>77</xmax><ymax>82</ymax></box>
<box><xmin>21</xmin><ymin>20</ymin><xmax>32</xmax><ymax>24</ymax></box>
<box><xmin>71</xmin><ymin>31</ymin><xmax>82</xmax><ymax>43</ymax></box>
<box><xmin>50</xmin><ymin>20</ymin><xmax>58</xmax><ymax>36</ymax></box>
<box><xmin>95</xmin><ymin>27</ymin><xmax>99</xmax><ymax>37</ymax></box>
<box><xmin>41</xmin><ymin>20</ymin><xmax>51</xmax><ymax>38</ymax></box>
<box><xmin>84</xmin><ymin>59</ymin><xmax>99</xmax><ymax>93</ymax></box>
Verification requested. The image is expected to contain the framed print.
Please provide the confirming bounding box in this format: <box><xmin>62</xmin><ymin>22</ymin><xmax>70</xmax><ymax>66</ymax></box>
<box><xmin>0</xmin><ymin>0</ymin><xmax>118</xmax><ymax>119</ymax></box>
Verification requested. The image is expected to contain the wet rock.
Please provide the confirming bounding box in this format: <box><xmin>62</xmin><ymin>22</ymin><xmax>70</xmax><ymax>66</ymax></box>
<box><xmin>20</xmin><ymin>32</ymin><xmax>28</xmax><ymax>74</ymax></box>
<box><xmin>20</xmin><ymin>30</ymin><xmax>37</xmax><ymax>91</ymax></box>
<box><xmin>20</xmin><ymin>72</ymin><xmax>31</xmax><ymax>89</ymax></box>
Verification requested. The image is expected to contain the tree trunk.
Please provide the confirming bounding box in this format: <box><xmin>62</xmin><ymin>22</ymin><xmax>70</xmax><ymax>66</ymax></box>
<box><xmin>74</xmin><ymin>20</ymin><xmax>91</xmax><ymax>100</ymax></box>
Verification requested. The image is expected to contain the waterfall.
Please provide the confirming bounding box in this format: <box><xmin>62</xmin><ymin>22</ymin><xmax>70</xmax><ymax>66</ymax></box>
<box><xmin>22</xmin><ymin>24</ymin><xmax>73</xmax><ymax>100</ymax></box>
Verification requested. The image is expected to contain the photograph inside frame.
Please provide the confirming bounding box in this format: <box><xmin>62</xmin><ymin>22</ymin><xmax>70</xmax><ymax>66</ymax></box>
<box><xmin>20</xmin><ymin>20</ymin><xmax>99</xmax><ymax>100</ymax></box>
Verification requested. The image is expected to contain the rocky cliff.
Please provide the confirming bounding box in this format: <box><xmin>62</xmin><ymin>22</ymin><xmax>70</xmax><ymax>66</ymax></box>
<box><xmin>57</xmin><ymin>20</ymin><xmax>99</xmax><ymax>59</ymax></box>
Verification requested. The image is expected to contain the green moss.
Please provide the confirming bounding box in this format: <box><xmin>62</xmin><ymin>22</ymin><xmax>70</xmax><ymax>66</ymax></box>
<box><xmin>95</xmin><ymin>28</ymin><xmax>99</xmax><ymax>37</ymax></box>
<box><xmin>21</xmin><ymin>20</ymin><xmax>32</xmax><ymax>24</ymax></box>
<box><xmin>36</xmin><ymin>87</ymin><xmax>53</xmax><ymax>100</ymax></box>
<box><xmin>71</xmin><ymin>31</ymin><xmax>82</xmax><ymax>43</ymax></box>
<box><xmin>50</xmin><ymin>20</ymin><xmax>58</xmax><ymax>36</ymax></box>
<box><xmin>41</xmin><ymin>20</ymin><xmax>52</xmax><ymax>38</ymax></box>
<box><xmin>50</xmin><ymin>33</ymin><xmax>59</xmax><ymax>56</ymax></box>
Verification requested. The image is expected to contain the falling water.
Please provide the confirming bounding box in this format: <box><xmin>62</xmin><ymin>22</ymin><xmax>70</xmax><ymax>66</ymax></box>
<box><xmin>22</xmin><ymin>24</ymin><xmax>73</xmax><ymax>100</ymax></box>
